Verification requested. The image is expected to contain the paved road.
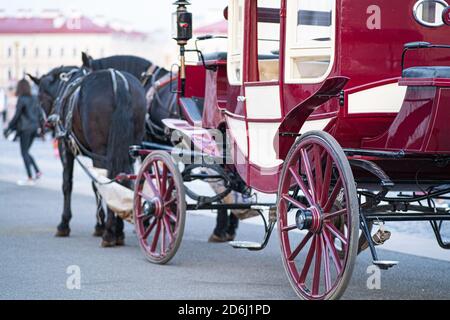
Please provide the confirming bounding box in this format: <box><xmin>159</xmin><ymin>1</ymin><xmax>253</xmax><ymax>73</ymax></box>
<box><xmin>1</xmin><ymin>137</ymin><xmax>450</xmax><ymax>300</ymax></box>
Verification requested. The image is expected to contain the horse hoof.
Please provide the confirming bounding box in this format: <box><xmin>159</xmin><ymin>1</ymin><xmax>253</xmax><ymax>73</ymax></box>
<box><xmin>101</xmin><ymin>240</ymin><xmax>116</xmax><ymax>248</ymax></box>
<box><xmin>116</xmin><ymin>237</ymin><xmax>125</xmax><ymax>246</ymax></box>
<box><xmin>55</xmin><ymin>229</ymin><xmax>70</xmax><ymax>237</ymax></box>
<box><xmin>93</xmin><ymin>229</ymin><xmax>104</xmax><ymax>237</ymax></box>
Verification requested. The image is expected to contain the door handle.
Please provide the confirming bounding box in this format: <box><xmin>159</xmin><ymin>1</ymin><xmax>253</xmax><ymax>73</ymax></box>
<box><xmin>237</xmin><ymin>96</ymin><xmax>246</xmax><ymax>102</ymax></box>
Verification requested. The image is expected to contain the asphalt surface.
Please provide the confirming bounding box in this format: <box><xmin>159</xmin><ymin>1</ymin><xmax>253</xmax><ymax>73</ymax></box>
<box><xmin>1</xmin><ymin>137</ymin><xmax>450</xmax><ymax>300</ymax></box>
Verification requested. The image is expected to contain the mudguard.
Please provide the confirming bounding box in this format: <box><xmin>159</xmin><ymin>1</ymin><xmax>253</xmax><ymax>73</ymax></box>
<box><xmin>275</xmin><ymin>76</ymin><xmax>349</xmax><ymax>159</ymax></box>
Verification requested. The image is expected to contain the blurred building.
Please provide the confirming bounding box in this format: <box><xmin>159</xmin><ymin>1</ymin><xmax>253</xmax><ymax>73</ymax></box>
<box><xmin>0</xmin><ymin>9</ymin><xmax>153</xmax><ymax>88</ymax></box>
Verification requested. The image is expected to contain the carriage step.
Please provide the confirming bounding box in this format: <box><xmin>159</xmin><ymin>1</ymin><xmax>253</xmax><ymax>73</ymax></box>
<box><xmin>229</xmin><ymin>241</ymin><xmax>263</xmax><ymax>251</ymax></box>
<box><xmin>373</xmin><ymin>260</ymin><xmax>399</xmax><ymax>270</ymax></box>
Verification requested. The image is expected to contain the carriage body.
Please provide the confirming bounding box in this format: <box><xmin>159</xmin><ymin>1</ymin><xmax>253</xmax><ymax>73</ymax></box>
<box><xmin>178</xmin><ymin>0</ymin><xmax>450</xmax><ymax>193</ymax></box>
<box><xmin>132</xmin><ymin>0</ymin><xmax>450</xmax><ymax>300</ymax></box>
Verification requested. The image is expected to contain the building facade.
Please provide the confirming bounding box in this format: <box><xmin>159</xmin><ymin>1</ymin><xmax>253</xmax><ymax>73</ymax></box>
<box><xmin>0</xmin><ymin>10</ymin><xmax>154</xmax><ymax>88</ymax></box>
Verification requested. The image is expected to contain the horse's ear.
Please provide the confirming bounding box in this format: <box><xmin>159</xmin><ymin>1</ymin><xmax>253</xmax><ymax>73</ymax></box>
<box><xmin>82</xmin><ymin>52</ymin><xmax>93</xmax><ymax>68</ymax></box>
<box><xmin>27</xmin><ymin>73</ymin><xmax>40</xmax><ymax>85</ymax></box>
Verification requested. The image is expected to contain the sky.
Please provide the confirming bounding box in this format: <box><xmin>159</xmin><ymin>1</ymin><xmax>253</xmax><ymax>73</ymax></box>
<box><xmin>2</xmin><ymin>0</ymin><xmax>228</xmax><ymax>33</ymax></box>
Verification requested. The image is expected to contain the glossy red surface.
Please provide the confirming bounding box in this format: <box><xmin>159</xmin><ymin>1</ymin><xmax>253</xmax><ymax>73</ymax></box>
<box><xmin>183</xmin><ymin>65</ymin><xmax>206</xmax><ymax>99</ymax></box>
<box><xmin>362</xmin><ymin>86</ymin><xmax>450</xmax><ymax>153</ymax></box>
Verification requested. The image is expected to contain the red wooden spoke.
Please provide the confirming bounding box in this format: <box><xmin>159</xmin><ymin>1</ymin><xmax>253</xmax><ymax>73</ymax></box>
<box><xmin>152</xmin><ymin>162</ymin><xmax>162</xmax><ymax>191</ymax></box>
<box><xmin>143</xmin><ymin>172</ymin><xmax>159</xmax><ymax>197</ymax></box>
<box><xmin>298</xmin><ymin>234</ymin><xmax>317</xmax><ymax>284</ymax></box>
<box><xmin>165</xmin><ymin>208</ymin><xmax>178</xmax><ymax>223</ymax></box>
<box><xmin>164</xmin><ymin>178</ymin><xmax>175</xmax><ymax>201</ymax></box>
<box><xmin>282</xmin><ymin>194</ymin><xmax>307</xmax><ymax>210</ymax></box>
<box><xmin>321</xmin><ymin>234</ymin><xmax>332</xmax><ymax>292</ymax></box>
<box><xmin>320</xmin><ymin>155</ymin><xmax>333</xmax><ymax>207</ymax></box>
<box><xmin>300</xmin><ymin>149</ymin><xmax>316</xmax><ymax>203</ymax></box>
<box><xmin>324</xmin><ymin>177</ymin><xmax>342</xmax><ymax>212</ymax></box>
<box><xmin>289</xmin><ymin>232</ymin><xmax>313</xmax><ymax>261</ymax></box>
<box><xmin>160</xmin><ymin>164</ymin><xmax>168</xmax><ymax>198</ymax></box>
<box><xmin>136</xmin><ymin>211</ymin><xmax>153</xmax><ymax>220</ymax></box>
<box><xmin>325</xmin><ymin>223</ymin><xmax>348</xmax><ymax>246</ymax></box>
<box><xmin>138</xmin><ymin>191</ymin><xmax>154</xmax><ymax>203</ymax></box>
<box><xmin>323</xmin><ymin>229</ymin><xmax>343</xmax><ymax>274</ymax></box>
<box><xmin>312</xmin><ymin>145</ymin><xmax>323</xmax><ymax>203</ymax></box>
<box><xmin>163</xmin><ymin>216</ymin><xmax>175</xmax><ymax>243</ymax></box>
<box><xmin>164</xmin><ymin>197</ymin><xmax>177</xmax><ymax>208</ymax></box>
<box><xmin>289</xmin><ymin>167</ymin><xmax>314</xmax><ymax>206</ymax></box>
<box><xmin>282</xmin><ymin>224</ymin><xmax>298</xmax><ymax>233</ymax></box>
<box><xmin>141</xmin><ymin>218</ymin><xmax>157</xmax><ymax>240</ymax></box>
<box><xmin>150</xmin><ymin>220</ymin><xmax>162</xmax><ymax>253</ymax></box>
<box><xmin>312</xmin><ymin>235</ymin><xmax>322</xmax><ymax>296</ymax></box>
<box><xmin>324</xmin><ymin>208</ymin><xmax>347</xmax><ymax>221</ymax></box>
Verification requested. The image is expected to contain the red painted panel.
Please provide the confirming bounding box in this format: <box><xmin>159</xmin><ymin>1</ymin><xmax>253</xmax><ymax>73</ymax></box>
<box><xmin>184</xmin><ymin>65</ymin><xmax>206</xmax><ymax>99</ymax></box>
<box><xmin>425</xmin><ymin>88</ymin><xmax>450</xmax><ymax>152</ymax></box>
<box><xmin>361</xmin><ymin>86</ymin><xmax>450</xmax><ymax>154</ymax></box>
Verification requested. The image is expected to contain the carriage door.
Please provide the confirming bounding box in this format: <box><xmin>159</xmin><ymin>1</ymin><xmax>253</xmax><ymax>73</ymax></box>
<box><xmin>243</xmin><ymin>0</ymin><xmax>283</xmax><ymax>170</ymax></box>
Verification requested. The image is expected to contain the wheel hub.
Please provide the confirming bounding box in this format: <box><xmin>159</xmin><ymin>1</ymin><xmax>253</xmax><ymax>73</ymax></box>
<box><xmin>296</xmin><ymin>206</ymin><xmax>322</xmax><ymax>233</ymax></box>
<box><xmin>143</xmin><ymin>198</ymin><xmax>164</xmax><ymax>219</ymax></box>
<box><xmin>153</xmin><ymin>197</ymin><xmax>164</xmax><ymax>218</ymax></box>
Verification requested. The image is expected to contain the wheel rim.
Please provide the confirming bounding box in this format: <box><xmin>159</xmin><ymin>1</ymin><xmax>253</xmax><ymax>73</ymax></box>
<box><xmin>135</xmin><ymin>156</ymin><xmax>182</xmax><ymax>262</ymax></box>
<box><xmin>278</xmin><ymin>134</ymin><xmax>357</xmax><ymax>300</ymax></box>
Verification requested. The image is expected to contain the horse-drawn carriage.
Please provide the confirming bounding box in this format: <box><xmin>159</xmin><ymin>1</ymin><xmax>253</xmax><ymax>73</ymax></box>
<box><xmin>34</xmin><ymin>0</ymin><xmax>450</xmax><ymax>300</ymax></box>
<box><xmin>126</xmin><ymin>0</ymin><xmax>450</xmax><ymax>299</ymax></box>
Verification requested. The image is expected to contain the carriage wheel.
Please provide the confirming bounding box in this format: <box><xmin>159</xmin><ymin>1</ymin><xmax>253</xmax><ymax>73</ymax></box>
<box><xmin>134</xmin><ymin>151</ymin><xmax>186</xmax><ymax>265</ymax></box>
<box><xmin>277</xmin><ymin>131</ymin><xmax>359</xmax><ymax>300</ymax></box>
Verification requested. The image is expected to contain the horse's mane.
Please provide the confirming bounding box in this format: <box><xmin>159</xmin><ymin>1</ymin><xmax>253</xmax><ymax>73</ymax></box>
<box><xmin>91</xmin><ymin>55</ymin><xmax>153</xmax><ymax>79</ymax></box>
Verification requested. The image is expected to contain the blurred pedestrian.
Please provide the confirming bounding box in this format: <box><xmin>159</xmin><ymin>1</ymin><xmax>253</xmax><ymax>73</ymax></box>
<box><xmin>0</xmin><ymin>87</ymin><xmax>7</xmax><ymax>126</ymax></box>
<box><xmin>3</xmin><ymin>79</ymin><xmax>44</xmax><ymax>186</ymax></box>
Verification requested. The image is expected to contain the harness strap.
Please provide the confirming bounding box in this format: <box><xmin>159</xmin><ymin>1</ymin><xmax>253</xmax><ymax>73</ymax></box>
<box><xmin>73</xmin><ymin>152</ymin><xmax>116</xmax><ymax>186</ymax></box>
<box><xmin>65</xmin><ymin>87</ymin><xmax>80</xmax><ymax>135</ymax></box>
<box><xmin>141</xmin><ymin>64</ymin><xmax>159</xmax><ymax>85</ymax></box>
<box><xmin>69</xmin><ymin>132</ymin><xmax>106</xmax><ymax>163</ymax></box>
<box><xmin>110</xmin><ymin>69</ymin><xmax>118</xmax><ymax>95</ymax></box>
<box><xmin>109</xmin><ymin>68</ymin><xmax>130</xmax><ymax>95</ymax></box>
<box><xmin>146</xmin><ymin>73</ymin><xmax>177</xmax><ymax>110</ymax></box>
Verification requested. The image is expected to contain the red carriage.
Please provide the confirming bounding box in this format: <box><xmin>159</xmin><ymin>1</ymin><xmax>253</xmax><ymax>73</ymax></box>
<box><xmin>129</xmin><ymin>0</ymin><xmax>450</xmax><ymax>299</ymax></box>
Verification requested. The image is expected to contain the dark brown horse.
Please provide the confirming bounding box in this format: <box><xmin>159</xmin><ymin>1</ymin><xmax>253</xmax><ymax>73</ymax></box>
<box><xmin>29</xmin><ymin>66</ymin><xmax>147</xmax><ymax>247</ymax></box>
<box><xmin>81</xmin><ymin>53</ymin><xmax>178</xmax><ymax>145</ymax></box>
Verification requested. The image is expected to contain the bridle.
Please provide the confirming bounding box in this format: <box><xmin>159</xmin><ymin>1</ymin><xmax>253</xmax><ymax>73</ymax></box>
<box><xmin>51</xmin><ymin>68</ymin><xmax>86</xmax><ymax>115</ymax></box>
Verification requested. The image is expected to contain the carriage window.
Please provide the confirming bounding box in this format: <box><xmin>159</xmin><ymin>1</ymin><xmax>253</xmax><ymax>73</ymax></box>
<box><xmin>228</xmin><ymin>0</ymin><xmax>244</xmax><ymax>85</ymax></box>
<box><xmin>285</xmin><ymin>0</ymin><xmax>335</xmax><ymax>83</ymax></box>
<box><xmin>413</xmin><ymin>0</ymin><xmax>448</xmax><ymax>27</ymax></box>
<box><xmin>256</xmin><ymin>0</ymin><xmax>281</xmax><ymax>82</ymax></box>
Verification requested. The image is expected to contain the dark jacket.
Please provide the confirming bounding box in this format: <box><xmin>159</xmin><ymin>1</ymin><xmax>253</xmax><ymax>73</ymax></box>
<box><xmin>8</xmin><ymin>95</ymin><xmax>43</xmax><ymax>134</ymax></box>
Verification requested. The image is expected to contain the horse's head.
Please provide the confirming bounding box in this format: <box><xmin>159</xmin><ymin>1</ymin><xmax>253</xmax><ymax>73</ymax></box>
<box><xmin>28</xmin><ymin>66</ymin><xmax>79</xmax><ymax>116</ymax></box>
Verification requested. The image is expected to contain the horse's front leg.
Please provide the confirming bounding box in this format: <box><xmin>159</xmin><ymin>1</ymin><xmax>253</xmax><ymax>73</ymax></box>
<box><xmin>56</xmin><ymin>142</ymin><xmax>74</xmax><ymax>237</ymax></box>
<box><xmin>92</xmin><ymin>182</ymin><xmax>106</xmax><ymax>237</ymax></box>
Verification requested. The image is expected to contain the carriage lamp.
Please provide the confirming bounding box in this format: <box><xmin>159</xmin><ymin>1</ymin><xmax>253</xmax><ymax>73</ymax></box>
<box><xmin>443</xmin><ymin>6</ymin><xmax>450</xmax><ymax>25</ymax></box>
<box><xmin>172</xmin><ymin>1</ymin><xmax>193</xmax><ymax>45</ymax></box>
<box><xmin>173</xmin><ymin>0</ymin><xmax>192</xmax><ymax>97</ymax></box>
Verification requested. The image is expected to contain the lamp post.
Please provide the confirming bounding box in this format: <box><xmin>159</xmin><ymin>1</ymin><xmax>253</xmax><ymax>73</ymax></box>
<box><xmin>172</xmin><ymin>0</ymin><xmax>192</xmax><ymax>97</ymax></box>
